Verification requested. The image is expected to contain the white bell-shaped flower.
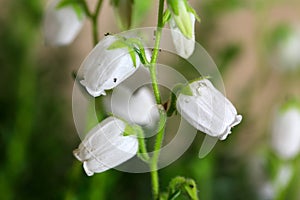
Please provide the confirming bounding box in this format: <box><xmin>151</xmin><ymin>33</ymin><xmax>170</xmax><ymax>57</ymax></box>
<box><xmin>79</xmin><ymin>35</ymin><xmax>141</xmax><ymax>97</ymax></box>
<box><xmin>44</xmin><ymin>0</ymin><xmax>85</xmax><ymax>46</ymax></box>
<box><xmin>104</xmin><ymin>85</ymin><xmax>159</xmax><ymax>126</ymax></box>
<box><xmin>176</xmin><ymin>79</ymin><xmax>242</xmax><ymax>140</ymax></box>
<box><xmin>73</xmin><ymin>117</ymin><xmax>138</xmax><ymax>176</ymax></box>
<box><xmin>271</xmin><ymin>105</ymin><xmax>300</xmax><ymax>159</ymax></box>
<box><xmin>170</xmin><ymin>13</ymin><xmax>195</xmax><ymax>59</ymax></box>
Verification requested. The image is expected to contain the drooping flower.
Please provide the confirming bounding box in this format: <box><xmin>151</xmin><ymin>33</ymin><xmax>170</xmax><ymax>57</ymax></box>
<box><xmin>73</xmin><ymin>116</ymin><xmax>138</xmax><ymax>176</ymax></box>
<box><xmin>271</xmin><ymin>100</ymin><xmax>300</xmax><ymax>159</ymax></box>
<box><xmin>79</xmin><ymin>35</ymin><xmax>141</xmax><ymax>97</ymax></box>
<box><xmin>167</xmin><ymin>0</ymin><xmax>197</xmax><ymax>58</ymax></box>
<box><xmin>169</xmin><ymin>13</ymin><xmax>195</xmax><ymax>59</ymax></box>
<box><xmin>44</xmin><ymin>0</ymin><xmax>85</xmax><ymax>46</ymax></box>
<box><xmin>104</xmin><ymin>85</ymin><xmax>159</xmax><ymax>126</ymax></box>
<box><xmin>176</xmin><ymin>79</ymin><xmax>242</xmax><ymax>140</ymax></box>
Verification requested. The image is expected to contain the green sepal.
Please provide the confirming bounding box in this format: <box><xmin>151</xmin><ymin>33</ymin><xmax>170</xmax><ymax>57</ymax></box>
<box><xmin>107</xmin><ymin>36</ymin><xmax>149</xmax><ymax>67</ymax></box>
<box><xmin>56</xmin><ymin>0</ymin><xmax>85</xmax><ymax>20</ymax></box>
<box><xmin>180</xmin><ymin>85</ymin><xmax>193</xmax><ymax>96</ymax></box>
<box><xmin>163</xmin><ymin>10</ymin><xmax>171</xmax><ymax>26</ymax></box>
<box><xmin>186</xmin><ymin>4</ymin><xmax>201</xmax><ymax>22</ymax></box>
<box><xmin>122</xmin><ymin>123</ymin><xmax>150</xmax><ymax>162</ymax></box>
<box><xmin>123</xmin><ymin>123</ymin><xmax>136</xmax><ymax>136</ymax></box>
<box><xmin>167</xmin><ymin>0</ymin><xmax>180</xmax><ymax>15</ymax></box>
<box><xmin>107</xmin><ymin>39</ymin><xmax>129</xmax><ymax>50</ymax></box>
<box><xmin>128</xmin><ymin>49</ymin><xmax>137</xmax><ymax>67</ymax></box>
<box><xmin>166</xmin><ymin>83</ymin><xmax>193</xmax><ymax>117</ymax></box>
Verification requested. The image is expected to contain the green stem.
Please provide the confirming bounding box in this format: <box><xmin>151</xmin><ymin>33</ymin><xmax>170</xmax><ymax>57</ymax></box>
<box><xmin>150</xmin><ymin>109</ymin><xmax>166</xmax><ymax>200</ymax></box>
<box><xmin>80</xmin><ymin>0</ymin><xmax>103</xmax><ymax>45</ymax></box>
<box><xmin>149</xmin><ymin>0</ymin><xmax>165</xmax><ymax>199</ymax></box>
<box><xmin>92</xmin><ymin>0</ymin><xmax>103</xmax><ymax>45</ymax></box>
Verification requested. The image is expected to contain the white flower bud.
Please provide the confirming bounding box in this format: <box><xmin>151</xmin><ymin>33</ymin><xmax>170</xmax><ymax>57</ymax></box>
<box><xmin>176</xmin><ymin>79</ymin><xmax>242</xmax><ymax>140</ymax></box>
<box><xmin>170</xmin><ymin>13</ymin><xmax>195</xmax><ymax>59</ymax></box>
<box><xmin>104</xmin><ymin>85</ymin><xmax>159</xmax><ymax>126</ymax></box>
<box><xmin>73</xmin><ymin>117</ymin><xmax>138</xmax><ymax>176</ymax></box>
<box><xmin>44</xmin><ymin>0</ymin><xmax>85</xmax><ymax>46</ymax></box>
<box><xmin>80</xmin><ymin>35</ymin><xmax>140</xmax><ymax>97</ymax></box>
<box><xmin>167</xmin><ymin>0</ymin><xmax>194</xmax><ymax>39</ymax></box>
<box><xmin>271</xmin><ymin>105</ymin><xmax>300</xmax><ymax>159</ymax></box>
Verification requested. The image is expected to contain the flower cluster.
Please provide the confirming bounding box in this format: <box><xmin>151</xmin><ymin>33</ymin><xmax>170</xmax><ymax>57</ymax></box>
<box><xmin>71</xmin><ymin>34</ymin><xmax>242</xmax><ymax>175</ymax></box>
<box><xmin>44</xmin><ymin>0</ymin><xmax>242</xmax><ymax>176</ymax></box>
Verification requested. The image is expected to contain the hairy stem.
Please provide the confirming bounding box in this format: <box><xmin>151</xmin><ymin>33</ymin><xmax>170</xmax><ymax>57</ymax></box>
<box><xmin>149</xmin><ymin>0</ymin><xmax>165</xmax><ymax>199</ymax></box>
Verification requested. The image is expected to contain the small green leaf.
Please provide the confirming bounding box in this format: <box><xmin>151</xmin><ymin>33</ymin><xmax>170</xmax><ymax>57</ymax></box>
<box><xmin>107</xmin><ymin>40</ymin><xmax>128</xmax><ymax>50</ymax></box>
<box><xmin>128</xmin><ymin>48</ymin><xmax>137</xmax><ymax>67</ymax></box>
<box><xmin>163</xmin><ymin>10</ymin><xmax>171</xmax><ymax>25</ymax></box>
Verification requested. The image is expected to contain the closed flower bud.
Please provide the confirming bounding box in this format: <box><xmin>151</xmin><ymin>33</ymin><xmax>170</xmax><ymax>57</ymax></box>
<box><xmin>104</xmin><ymin>85</ymin><xmax>159</xmax><ymax>126</ymax></box>
<box><xmin>73</xmin><ymin>117</ymin><xmax>138</xmax><ymax>176</ymax></box>
<box><xmin>176</xmin><ymin>79</ymin><xmax>242</xmax><ymax>140</ymax></box>
<box><xmin>170</xmin><ymin>13</ymin><xmax>195</xmax><ymax>58</ymax></box>
<box><xmin>80</xmin><ymin>35</ymin><xmax>141</xmax><ymax>97</ymax></box>
<box><xmin>271</xmin><ymin>100</ymin><xmax>300</xmax><ymax>159</ymax></box>
<box><xmin>44</xmin><ymin>0</ymin><xmax>85</xmax><ymax>46</ymax></box>
<box><xmin>167</xmin><ymin>0</ymin><xmax>194</xmax><ymax>39</ymax></box>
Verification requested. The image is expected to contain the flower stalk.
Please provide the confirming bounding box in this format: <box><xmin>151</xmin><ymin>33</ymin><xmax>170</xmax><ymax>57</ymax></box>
<box><xmin>149</xmin><ymin>0</ymin><xmax>166</xmax><ymax>199</ymax></box>
<box><xmin>80</xmin><ymin>0</ymin><xmax>103</xmax><ymax>45</ymax></box>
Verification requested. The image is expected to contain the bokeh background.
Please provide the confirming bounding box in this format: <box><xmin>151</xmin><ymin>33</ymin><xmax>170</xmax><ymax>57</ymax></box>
<box><xmin>1</xmin><ymin>0</ymin><xmax>300</xmax><ymax>199</ymax></box>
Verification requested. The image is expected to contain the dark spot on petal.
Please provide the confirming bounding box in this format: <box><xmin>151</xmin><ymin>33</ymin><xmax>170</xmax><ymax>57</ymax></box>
<box><xmin>113</xmin><ymin>78</ymin><xmax>117</xmax><ymax>83</ymax></box>
<box><xmin>104</xmin><ymin>32</ymin><xmax>110</xmax><ymax>36</ymax></box>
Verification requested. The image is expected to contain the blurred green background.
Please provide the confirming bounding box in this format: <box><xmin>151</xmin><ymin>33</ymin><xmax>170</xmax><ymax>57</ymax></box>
<box><xmin>1</xmin><ymin>0</ymin><xmax>300</xmax><ymax>199</ymax></box>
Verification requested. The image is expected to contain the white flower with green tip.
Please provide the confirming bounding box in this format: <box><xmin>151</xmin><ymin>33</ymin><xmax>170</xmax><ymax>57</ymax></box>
<box><xmin>176</xmin><ymin>79</ymin><xmax>242</xmax><ymax>140</ymax></box>
<box><xmin>167</xmin><ymin>0</ymin><xmax>198</xmax><ymax>58</ymax></box>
